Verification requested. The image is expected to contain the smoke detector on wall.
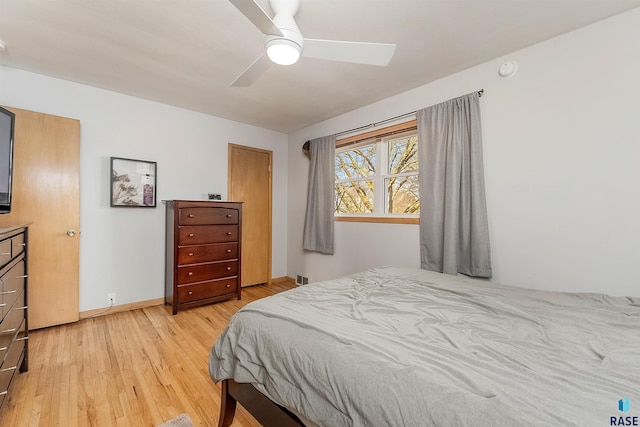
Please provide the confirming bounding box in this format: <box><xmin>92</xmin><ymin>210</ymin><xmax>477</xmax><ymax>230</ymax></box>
<box><xmin>498</xmin><ymin>60</ymin><xmax>518</xmax><ymax>78</ymax></box>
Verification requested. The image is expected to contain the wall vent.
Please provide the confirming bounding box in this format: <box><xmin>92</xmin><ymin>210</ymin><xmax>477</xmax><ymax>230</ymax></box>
<box><xmin>296</xmin><ymin>275</ymin><xmax>310</xmax><ymax>285</ymax></box>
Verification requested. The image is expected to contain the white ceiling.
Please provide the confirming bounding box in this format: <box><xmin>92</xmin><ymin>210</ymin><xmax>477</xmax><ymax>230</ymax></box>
<box><xmin>1</xmin><ymin>0</ymin><xmax>640</xmax><ymax>133</ymax></box>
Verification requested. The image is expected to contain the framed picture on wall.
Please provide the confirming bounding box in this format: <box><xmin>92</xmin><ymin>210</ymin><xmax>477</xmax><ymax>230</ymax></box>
<box><xmin>110</xmin><ymin>157</ymin><xmax>157</xmax><ymax>207</ymax></box>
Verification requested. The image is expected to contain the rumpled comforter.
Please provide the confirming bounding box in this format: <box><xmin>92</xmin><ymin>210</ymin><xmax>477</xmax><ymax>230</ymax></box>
<box><xmin>209</xmin><ymin>266</ymin><xmax>640</xmax><ymax>426</ymax></box>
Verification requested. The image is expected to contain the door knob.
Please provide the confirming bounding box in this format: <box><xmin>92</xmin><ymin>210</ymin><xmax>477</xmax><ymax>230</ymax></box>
<box><xmin>67</xmin><ymin>230</ymin><xmax>76</xmax><ymax>237</ymax></box>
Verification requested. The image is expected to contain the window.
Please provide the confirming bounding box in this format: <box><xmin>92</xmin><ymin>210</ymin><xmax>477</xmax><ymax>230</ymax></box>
<box><xmin>334</xmin><ymin>120</ymin><xmax>419</xmax><ymax>223</ymax></box>
<box><xmin>335</xmin><ymin>143</ymin><xmax>376</xmax><ymax>213</ymax></box>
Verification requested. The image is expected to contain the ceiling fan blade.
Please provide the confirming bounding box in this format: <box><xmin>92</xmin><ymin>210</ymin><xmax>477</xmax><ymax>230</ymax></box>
<box><xmin>231</xmin><ymin>53</ymin><xmax>272</xmax><ymax>87</ymax></box>
<box><xmin>302</xmin><ymin>39</ymin><xmax>396</xmax><ymax>66</ymax></box>
<box><xmin>229</xmin><ymin>0</ymin><xmax>284</xmax><ymax>36</ymax></box>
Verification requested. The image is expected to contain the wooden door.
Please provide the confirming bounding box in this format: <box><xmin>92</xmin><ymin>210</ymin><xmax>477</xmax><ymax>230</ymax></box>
<box><xmin>228</xmin><ymin>144</ymin><xmax>271</xmax><ymax>287</ymax></box>
<box><xmin>0</xmin><ymin>107</ymin><xmax>80</xmax><ymax>329</ymax></box>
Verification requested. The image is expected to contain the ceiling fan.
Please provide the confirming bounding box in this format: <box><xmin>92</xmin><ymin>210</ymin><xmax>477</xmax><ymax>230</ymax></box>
<box><xmin>228</xmin><ymin>0</ymin><xmax>397</xmax><ymax>86</ymax></box>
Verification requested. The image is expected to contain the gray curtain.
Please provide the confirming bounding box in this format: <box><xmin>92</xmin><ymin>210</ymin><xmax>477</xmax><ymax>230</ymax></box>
<box><xmin>303</xmin><ymin>135</ymin><xmax>336</xmax><ymax>254</ymax></box>
<box><xmin>417</xmin><ymin>92</ymin><xmax>492</xmax><ymax>277</ymax></box>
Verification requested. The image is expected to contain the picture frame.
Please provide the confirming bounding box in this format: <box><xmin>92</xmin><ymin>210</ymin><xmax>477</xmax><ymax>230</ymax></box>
<box><xmin>110</xmin><ymin>157</ymin><xmax>157</xmax><ymax>207</ymax></box>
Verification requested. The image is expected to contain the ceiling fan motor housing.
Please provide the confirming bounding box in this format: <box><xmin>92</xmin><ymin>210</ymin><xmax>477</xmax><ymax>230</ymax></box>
<box><xmin>265</xmin><ymin>0</ymin><xmax>303</xmax><ymax>54</ymax></box>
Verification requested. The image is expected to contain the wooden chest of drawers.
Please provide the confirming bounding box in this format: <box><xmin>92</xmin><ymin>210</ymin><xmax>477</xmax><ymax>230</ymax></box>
<box><xmin>0</xmin><ymin>225</ymin><xmax>29</xmax><ymax>410</ymax></box>
<box><xmin>164</xmin><ymin>201</ymin><xmax>242</xmax><ymax>314</ymax></box>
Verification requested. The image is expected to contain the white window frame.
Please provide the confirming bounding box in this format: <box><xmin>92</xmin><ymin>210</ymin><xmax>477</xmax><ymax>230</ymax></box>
<box><xmin>334</xmin><ymin>120</ymin><xmax>419</xmax><ymax>224</ymax></box>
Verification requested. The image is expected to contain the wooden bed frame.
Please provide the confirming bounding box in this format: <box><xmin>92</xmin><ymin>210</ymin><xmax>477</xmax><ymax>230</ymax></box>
<box><xmin>218</xmin><ymin>379</ymin><xmax>305</xmax><ymax>427</ymax></box>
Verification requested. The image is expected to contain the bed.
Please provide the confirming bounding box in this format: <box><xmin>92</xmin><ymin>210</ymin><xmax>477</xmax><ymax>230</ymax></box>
<box><xmin>209</xmin><ymin>266</ymin><xmax>640</xmax><ymax>426</ymax></box>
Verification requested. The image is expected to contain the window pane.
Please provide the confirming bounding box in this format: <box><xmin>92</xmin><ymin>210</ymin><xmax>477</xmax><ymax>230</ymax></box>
<box><xmin>335</xmin><ymin>145</ymin><xmax>376</xmax><ymax>180</ymax></box>
<box><xmin>386</xmin><ymin>175</ymin><xmax>420</xmax><ymax>214</ymax></box>
<box><xmin>335</xmin><ymin>180</ymin><xmax>374</xmax><ymax>213</ymax></box>
<box><xmin>388</xmin><ymin>135</ymin><xmax>418</xmax><ymax>175</ymax></box>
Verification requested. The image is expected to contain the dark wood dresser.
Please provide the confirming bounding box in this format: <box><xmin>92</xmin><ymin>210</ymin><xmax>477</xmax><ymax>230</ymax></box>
<box><xmin>0</xmin><ymin>224</ymin><xmax>28</xmax><ymax>410</ymax></box>
<box><xmin>165</xmin><ymin>200</ymin><xmax>242</xmax><ymax>315</ymax></box>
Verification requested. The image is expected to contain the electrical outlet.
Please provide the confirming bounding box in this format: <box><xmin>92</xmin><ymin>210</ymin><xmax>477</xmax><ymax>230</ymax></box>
<box><xmin>107</xmin><ymin>293</ymin><xmax>116</xmax><ymax>306</ymax></box>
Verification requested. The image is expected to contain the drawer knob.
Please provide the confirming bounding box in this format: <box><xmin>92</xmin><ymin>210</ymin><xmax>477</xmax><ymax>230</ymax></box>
<box><xmin>188</xmin><ymin>252</ymin><xmax>194</xmax><ymax>257</ymax></box>
<box><xmin>188</xmin><ymin>214</ymin><xmax>194</xmax><ymax>218</ymax></box>
<box><xmin>226</xmin><ymin>214</ymin><xmax>232</xmax><ymax>218</ymax></box>
<box><xmin>188</xmin><ymin>291</ymin><xmax>193</xmax><ymax>295</ymax></box>
<box><xmin>226</xmin><ymin>266</ymin><xmax>232</xmax><ymax>271</ymax></box>
<box><xmin>226</xmin><ymin>249</ymin><xmax>232</xmax><ymax>253</ymax></box>
<box><xmin>226</xmin><ymin>232</ymin><xmax>232</xmax><ymax>235</ymax></box>
<box><xmin>188</xmin><ymin>272</ymin><xmax>193</xmax><ymax>276</ymax></box>
<box><xmin>188</xmin><ymin>233</ymin><xmax>194</xmax><ymax>237</ymax></box>
<box><xmin>226</xmin><ymin>284</ymin><xmax>231</xmax><ymax>288</ymax></box>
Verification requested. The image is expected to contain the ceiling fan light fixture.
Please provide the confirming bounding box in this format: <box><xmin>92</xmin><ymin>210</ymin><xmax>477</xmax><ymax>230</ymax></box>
<box><xmin>266</xmin><ymin>38</ymin><xmax>301</xmax><ymax>65</ymax></box>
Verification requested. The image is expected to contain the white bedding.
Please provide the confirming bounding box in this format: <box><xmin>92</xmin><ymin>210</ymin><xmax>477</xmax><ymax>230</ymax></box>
<box><xmin>209</xmin><ymin>266</ymin><xmax>640</xmax><ymax>426</ymax></box>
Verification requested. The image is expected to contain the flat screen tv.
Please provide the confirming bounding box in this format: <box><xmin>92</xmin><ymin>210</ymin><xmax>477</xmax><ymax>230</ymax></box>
<box><xmin>0</xmin><ymin>106</ymin><xmax>15</xmax><ymax>214</ymax></box>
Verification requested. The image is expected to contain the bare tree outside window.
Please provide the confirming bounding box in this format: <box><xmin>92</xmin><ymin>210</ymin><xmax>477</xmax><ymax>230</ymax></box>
<box><xmin>334</xmin><ymin>130</ymin><xmax>419</xmax><ymax>216</ymax></box>
<box><xmin>335</xmin><ymin>144</ymin><xmax>375</xmax><ymax>213</ymax></box>
<box><xmin>386</xmin><ymin>134</ymin><xmax>419</xmax><ymax>214</ymax></box>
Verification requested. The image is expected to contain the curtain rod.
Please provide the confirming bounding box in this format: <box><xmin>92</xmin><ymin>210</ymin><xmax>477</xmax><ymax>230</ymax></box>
<box><xmin>334</xmin><ymin>89</ymin><xmax>483</xmax><ymax>138</ymax></box>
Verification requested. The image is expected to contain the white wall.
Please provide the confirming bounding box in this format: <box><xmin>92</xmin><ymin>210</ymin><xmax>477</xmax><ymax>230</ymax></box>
<box><xmin>0</xmin><ymin>67</ymin><xmax>288</xmax><ymax>311</ymax></box>
<box><xmin>288</xmin><ymin>8</ymin><xmax>640</xmax><ymax>297</ymax></box>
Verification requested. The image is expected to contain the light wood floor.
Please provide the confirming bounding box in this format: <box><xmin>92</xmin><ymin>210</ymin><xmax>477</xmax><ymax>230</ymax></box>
<box><xmin>0</xmin><ymin>280</ymin><xmax>296</xmax><ymax>427</ymax></box>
